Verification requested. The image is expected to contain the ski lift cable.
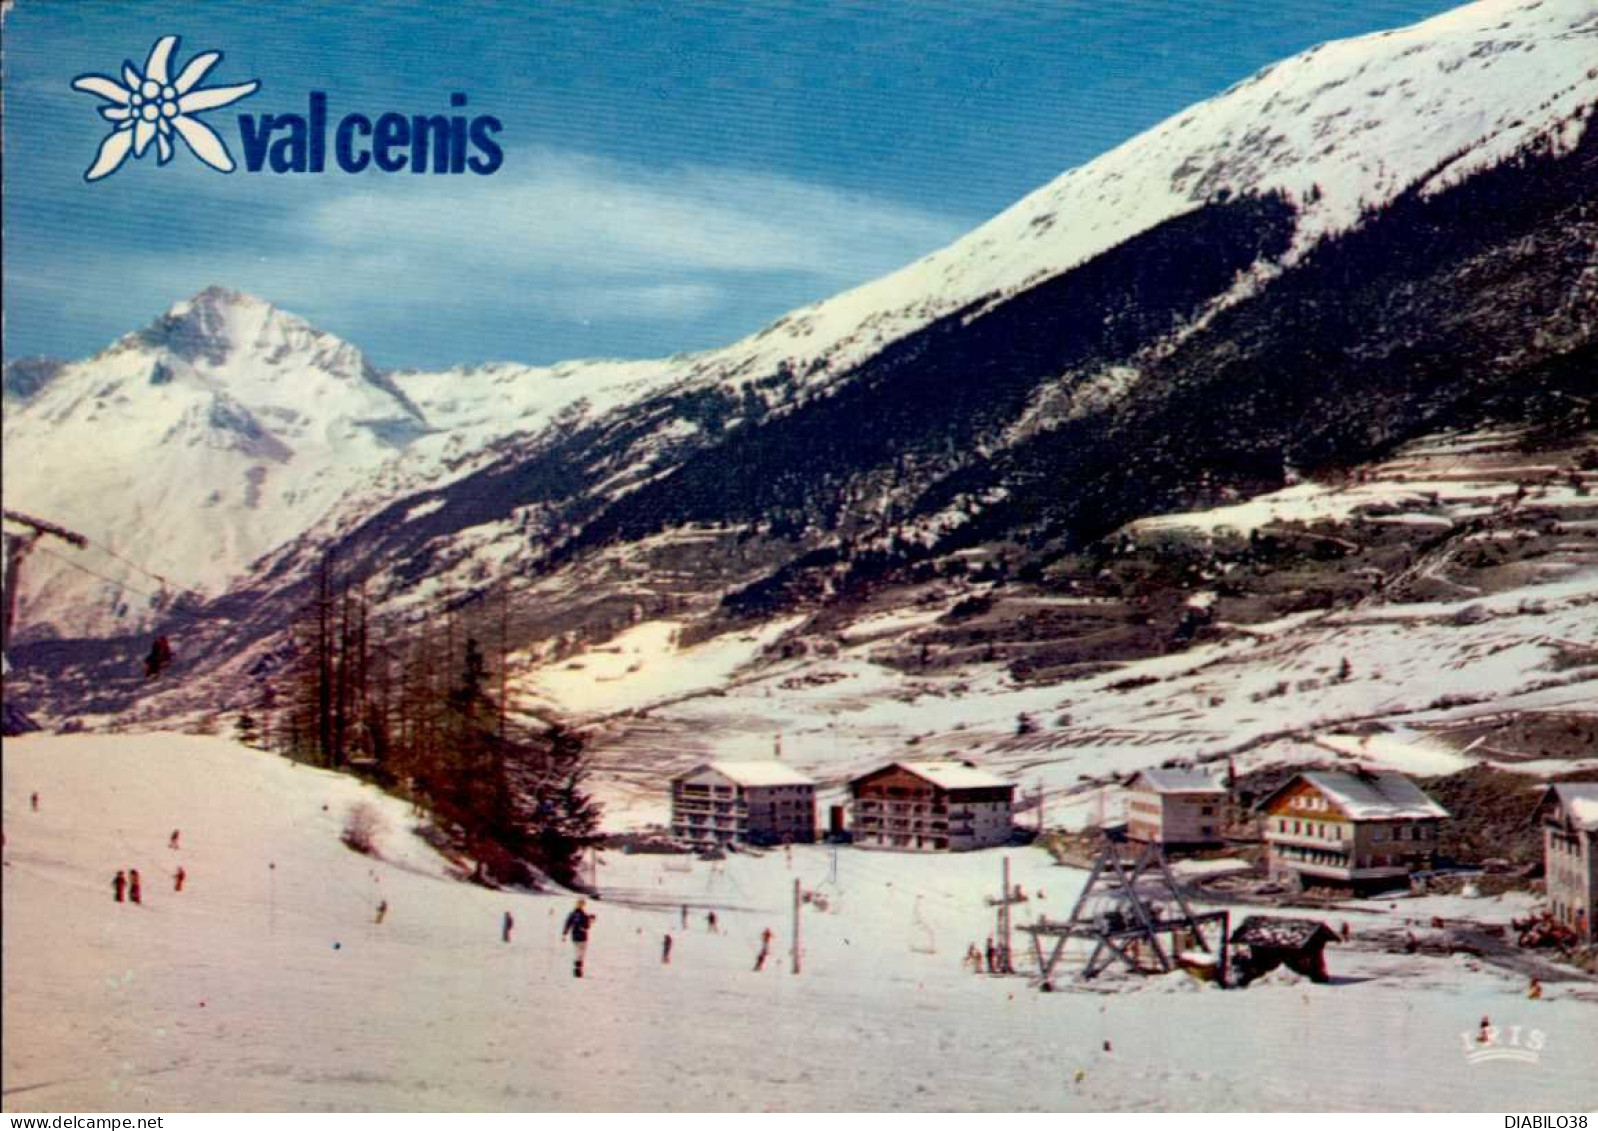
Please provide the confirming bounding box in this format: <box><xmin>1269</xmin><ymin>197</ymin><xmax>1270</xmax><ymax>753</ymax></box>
<box><xmin>31</xmin><ymin>543</ymin><xmax>166</xmax><ymax>602</ymax></box>
<box><xmin>30</xmin><ymin>543</ymin><xmax>209</xmax><ymax>619</ymax></box>
<box><xmin>61</xmin><ymin>537</ymin><xmax>207</xmax><ymax>602</ymax></box>
<box><xmin>818</xmin><ymin>848</ymin><xmax>970</xmax><ymax>909</ymax></box>
<box><xmin>12</xmin><ymin>514</ymin><xmax>210</xmax><ymax>604</ymax></box>
<box><xmin>92</xmin><ymin>541</ymin><xmax>192</xmax><ymax>596</ymax></box>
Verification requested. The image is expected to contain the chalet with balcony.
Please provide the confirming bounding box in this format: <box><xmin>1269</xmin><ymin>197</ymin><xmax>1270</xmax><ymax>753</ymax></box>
<box><xmin>670</xmin><ymin>761</ymin><xmax>817</xmax><ymax>848</ymax></box>
<box><xmin>1124</xmin><ymin>768</ymin><xmax>1227</xmax><ymax>849</ymax></box>
<box><xmin>1539</xmin><ymin>783</ymin><xmax>1598</xmax><ymax>944</ymax></box>
<box><xmin>850</xmin><ymin>761</ymin><xmax>1014</xmax><ymax>852</ymax></box>
<box><xmin>1257</xmin><ymin>769</ymin><xmax>1447</xmax><ymax>894</ymax></box>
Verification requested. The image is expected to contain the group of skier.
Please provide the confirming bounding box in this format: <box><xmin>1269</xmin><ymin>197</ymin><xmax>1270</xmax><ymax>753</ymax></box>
<box><xmin>112</xmin><ymin>868</ymin><xmax>142</xmax><ymax>903</ymax></box>
<box><xmin>111</xmin><ymin>828</ymin><xmax>187</xmax><ymax>904</ymax></box>
<box><xmin>76</xmin><ymin>797</ymin><xmax>748</xmax><ymax>984</ymax></box>
<box><xmin>962</xmin><ymin>936</ymin><xmax>1004</xmax><ymax>974</ymax></box>
<box><xmin>555</xmin><ymin>898</ymin><xmax>773</xmax><ymax>979</ymax></box>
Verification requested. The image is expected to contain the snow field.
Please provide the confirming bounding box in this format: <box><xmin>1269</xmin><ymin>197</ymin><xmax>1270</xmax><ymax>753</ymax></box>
<box><xmin>5</xmin><ymin>734</ymin><xmax>1596</xmax><ymax>1111</ymax></box>
<box><xmin>572</xmin><ymin>558</ymin><xmax>1594</xmax><ymax>834</ymax></box>
<box><xmin>516</xmin><ymin>617</ymin><xmax>805</xmax><ymax>717</ymax></box>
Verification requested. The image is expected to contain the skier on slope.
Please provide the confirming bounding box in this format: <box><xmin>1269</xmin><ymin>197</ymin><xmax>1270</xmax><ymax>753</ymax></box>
<box><xmin>662</xmin><ymin>933</ymin><xmax>673</xmax><ymax>964</ymax></box>
<box><xmin>502</xmin><ymin>910</ymin><xmax>514</xmax><ymax>943</ymax></box>
<box><xmin>113</xmin><ymin>870</ymin><xmax>127</xmax><ymax>903</ymax></box>
<box><xmin>562</xmin><ymin>899</ymin><xmax>595</xmax><ymax>978</ymax></box>
<box><xmin>754</xmin><ymin>927</ymin><xmax>774</xmax><ymax>972</ymax></box>
<box><xmin>128</xmin><ymin>869</ymin><xmax>142</xmax><ymax>904</ymax></box>
<box><xmin>174</xmin><ymin>865</ymin><xmax>186</xmax><ymax>893</ymax></box>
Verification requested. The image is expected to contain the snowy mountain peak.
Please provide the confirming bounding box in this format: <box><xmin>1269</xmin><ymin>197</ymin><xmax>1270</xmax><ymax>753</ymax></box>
<box><xmin>164</xmin><ymin>283</ymin><xmax>264</xmax><ymax>319</ymax></box>
<box><xmin>137</xmin><ymin>286</ymin><xmax>374</xmax><ymax>385</ymax></box>
<box><xmin>1</xmin><ymin>292</ymin><xmax>435</xmax><ymax>639</ymax></box>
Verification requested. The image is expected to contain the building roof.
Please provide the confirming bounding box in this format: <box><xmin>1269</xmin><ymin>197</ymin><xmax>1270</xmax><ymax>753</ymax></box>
<box><xmin>854</xmin><ymin>760</ymin><xmax>1013</xmax><ymax>791</ymax></box>
<box><xmin>1544</xmin><ymin>783</ymin><xmax>1598</xmax><ymax>831</ymax></box>
<box><xmin>1259</xmin><ymin>769</ymin><xmax>1448</xmax><ymax>820</ymax></box>
<box><xmin>1230</xmin><ymin>916</ymin><xmax>1339</xmax><ymax>951</ymax></box>
<box><xmin>1128</xmin><ymin>768</ymin><xmax>1225</xmax><ymax>795</ymax></box>
<box><xmin>680</xmin><ymin>761</ymin><xmax>816</xmax><ymax>787</ymax></box>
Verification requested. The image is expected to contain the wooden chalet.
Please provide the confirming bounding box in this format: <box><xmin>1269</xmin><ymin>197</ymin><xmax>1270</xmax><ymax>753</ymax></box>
<box><xmin>1257</xmin><ymin>769</ymin><xmax>1446</xmax><ymax>894</ymax></box>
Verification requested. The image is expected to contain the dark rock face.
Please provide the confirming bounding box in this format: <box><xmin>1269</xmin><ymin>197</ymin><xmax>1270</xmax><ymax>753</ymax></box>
<box><xmin>2</xmin><ymin>357</ymin><xmax>66</xmax><ymax>402</ymax></box>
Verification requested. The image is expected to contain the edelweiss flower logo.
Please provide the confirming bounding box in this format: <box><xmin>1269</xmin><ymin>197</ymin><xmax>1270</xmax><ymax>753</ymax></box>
<box><xmin>71</xmin><ymin>36</ymin><xmax>260</xmax><ymax>182</ymax></box>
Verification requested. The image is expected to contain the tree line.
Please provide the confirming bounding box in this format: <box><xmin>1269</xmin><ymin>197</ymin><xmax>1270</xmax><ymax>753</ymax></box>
<box><xmin>240</xmin><ymin>553</ymin><xmax>600</xmax><ymax>888</ymax></box>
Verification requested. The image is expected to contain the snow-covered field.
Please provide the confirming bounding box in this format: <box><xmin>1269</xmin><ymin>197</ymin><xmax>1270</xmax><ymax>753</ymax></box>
<box><xmin>566</xmin><ymin>551</ymin><xmax>1596</xmax><ymax>831</ymax></box>
<box><xmin>516</xmin><ymin>617</ymin><xmax>805</xmax><ymax>717</ymax></box>
<box><xmin>5</xmin><ymin>734</ymin><xmax>1595</xmax><ymax>1112</ymax></box>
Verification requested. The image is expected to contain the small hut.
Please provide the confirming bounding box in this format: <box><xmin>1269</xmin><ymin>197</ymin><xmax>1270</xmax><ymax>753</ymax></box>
<box><xmin>1229</xmin><ymin>916</ymin><xmax>1339</xmax><ymax>984</ymax></box>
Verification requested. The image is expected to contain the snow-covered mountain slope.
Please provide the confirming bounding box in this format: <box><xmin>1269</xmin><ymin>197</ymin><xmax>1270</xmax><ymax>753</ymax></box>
<box><xmin>5</xmin><ymin>733</ymin><xmax>1595</xmax><ymax>1111</ymax></box>
<box><xmin>589</xmin><ymin>560</ymin><xmax>1597</xmax><ymax>826</ymax></box>
<box><xmin>678</xmin><ymin>0</ymin><xmax>1595</xmax><ymax>402</ymax></box>
<box><xmin>7</xmin><ymin>0</ymin><xmax>1596</xmax><ymax>780</ymax></box>
<box><xmin>307</xmin><ymin>0</ymin><xmax>1598</xmax><ymax>520</ymax></box>
<box><xmin>2</xmin><ymin>289</ymin><xmax>427</xmax><ymax>638</ymax></box>
<box><xmin>1</xmin><ymin>286</ymin><xmax>701</xmax><ymax>641</ymax></box>
<box><xmin>9</xmin><ymin>0</ymin><xmax>1592</xmax><ymax>650</ymax></box>
<box><xmin>521</xmin><ymin>0</ymin><xmax>1592</xmax><ymax>421</ymax></box>
<box><xmin>225</xmin><ymin>0</ymin><xmax>1597</xmax><ymax>614</ymax></box>
<box><xmin>497</xmin><ymin>423</ymin><xmax>1595</xmax><ymax>833</ymax></box>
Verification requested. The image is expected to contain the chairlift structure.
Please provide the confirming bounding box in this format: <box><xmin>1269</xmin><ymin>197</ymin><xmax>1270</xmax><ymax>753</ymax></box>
<box><xmin>1019</xmin><ymin>837</ymin><xmax>1230</xmax><ymax>985</ymax></box>
<box><xmin>3</xmin><ymin>509</ymin><xmax>88</xmax><ymax>655</ymax></box>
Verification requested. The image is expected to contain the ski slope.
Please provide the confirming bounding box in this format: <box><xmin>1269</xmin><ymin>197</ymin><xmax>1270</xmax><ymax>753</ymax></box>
<box><xmin>4</xmin><ymin>734</ymin><xmax>1596</xmax><ymax>1111</ymax></box>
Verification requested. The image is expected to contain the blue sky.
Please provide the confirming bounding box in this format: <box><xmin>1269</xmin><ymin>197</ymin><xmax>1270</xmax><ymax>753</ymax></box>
<box><xmin>3</xmin><ymin>0</ymin><xmax>1461</xmax><ymax>371</ymax></box>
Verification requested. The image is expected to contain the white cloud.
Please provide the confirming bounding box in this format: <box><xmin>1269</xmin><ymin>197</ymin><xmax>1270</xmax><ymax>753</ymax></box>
<box><xmin>79</xmin><ymin>148</ymin><xmax>972</xmax><ymax>364</ymax></box>
<box><xmin>301</xmin><ymin>147</ymin><xmax>968</xmax><ymax>283</ymax></box>
<box><xmin>527</xmin><ymin>282</ymin><xmax>726</xmax><ymax>323</ymax></box>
